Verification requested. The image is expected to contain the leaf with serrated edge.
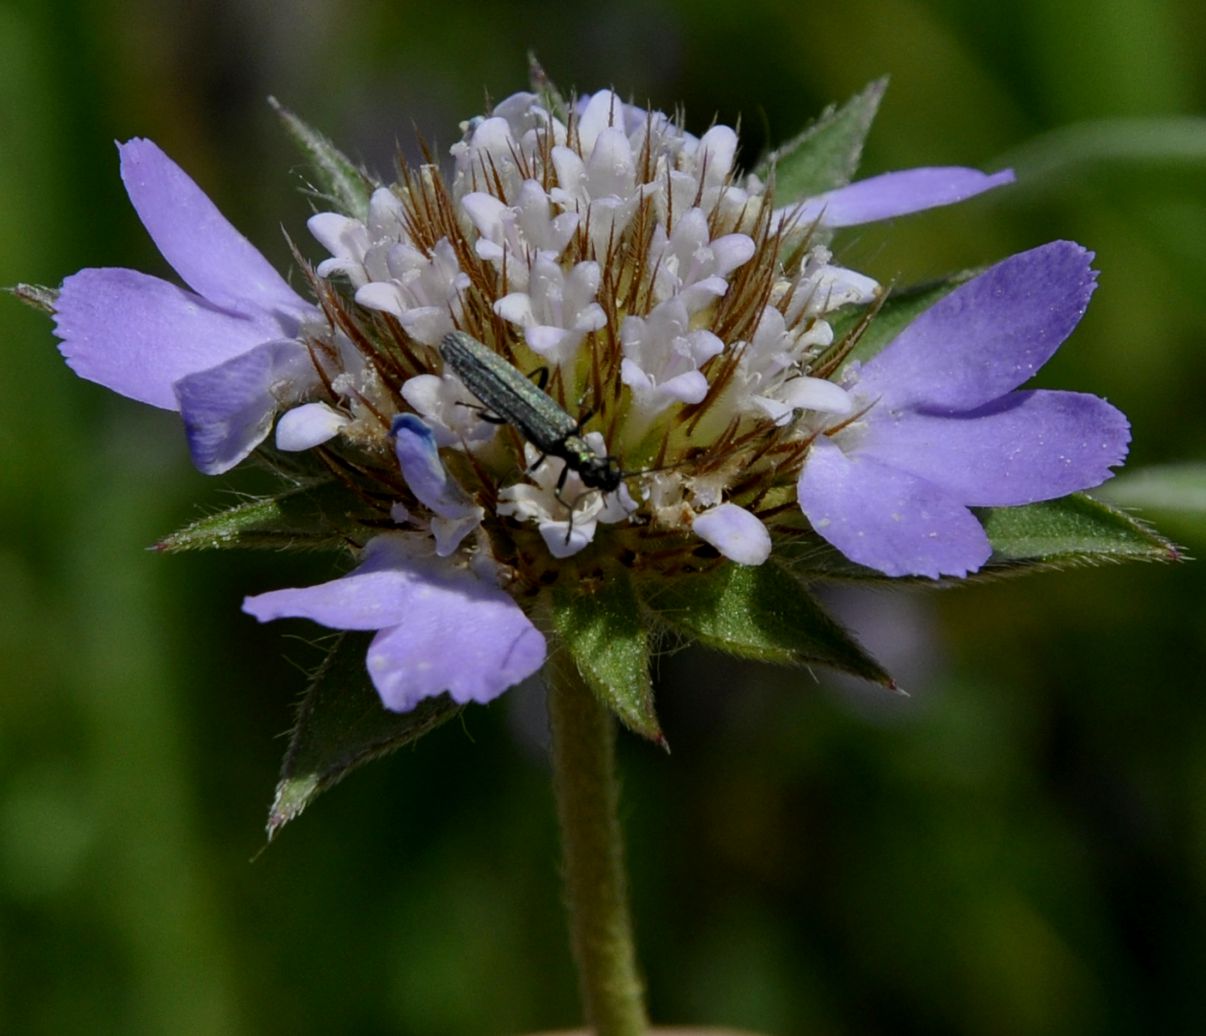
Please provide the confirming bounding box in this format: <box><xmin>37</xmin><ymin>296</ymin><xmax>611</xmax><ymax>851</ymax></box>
<box><xmin>977</xmin><ymin>493</ymin><xmax>1180</xmax><ymax>567</ymax></box>
<box><xmin>759</xmin><ymin>78</ymin><xmax>887</xmax><ymax>207</ymax></box>
<box><xmin>268</xmin><ymin>633</ymin><xmax>461</xmax><ymax>840</ymax></box>
<box><xmin>647</xmin><ymin>561</ymin><xmax>894</xmax><ymax>687</ymax></box>
<box><xmin>269</xmin><ymin>97</ymin><xmax>373</xmax><ymax>218</ymax></box>
<box><xmin>156</xmin><ymin>481</ymin><xmax>384</xmax><ymax>554</ymax></box>
<box><xmin>552</xmin><ymin>570</ymin><xmax>660</xmax><ymax>742</ymax></box>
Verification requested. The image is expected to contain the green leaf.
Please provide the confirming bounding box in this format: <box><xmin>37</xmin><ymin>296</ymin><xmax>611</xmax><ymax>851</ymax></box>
<box><xmin>978</xmin><ymin>492</ymin><xmax>1181</xmax><ymax>568</ymax></box>
<box><xmin>269</xmin><ymin>97</ymin><xmax>374</xmax><ymax>218</ymax></box>
<box><xmin>646</xmin><ymin>561</ymin><xmax>895</xmax><ymax>688</ymax></box>
<box><xmin>156</xmin><ymin>480</ymin><xmax>384</xmax><ymax>554</ymax></box>
<box><xmin>552</xmin><ymin>568</ymin><xmax>661</xmax><ymax>742</ymax></box>
<box><xmin>758</xmin><ymin>78</ymin><xmax>887</xmax><ymax>207</ymax></box>
<box><xmin>6</xmin><ymin>282</ymin><xmax>58</xmax><ymax>315</ymax></box>
<box><xmin>268</xmin><ymin>633</ymin><xmax>462</xmax><ymax>840</ymax></box>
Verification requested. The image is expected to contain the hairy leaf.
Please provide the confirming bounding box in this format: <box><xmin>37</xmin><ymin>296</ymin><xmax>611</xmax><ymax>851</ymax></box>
<box><xmin>758</xmin><ymin>78</ymin><xmax>887</xmax><ymax>206</ymax></box>
<box><xmin>270</xmin><ymin>97</ymin><xmax>374</xmax><ymax>218</ymax></box>
<box><xmin>552</xmin><ymin>569</ymin><xmax>661</xmax><ymax>742</ymax></box>
<box><xmin>646</xmin><ymin>560</ymin><xmax>894</xmax><ymax>687</ymax></box>
<box><xmin>156</xmin><ymin>480</ymin><xmax>385</xmax><ymax>553</ymax></box>
<box><xmin>267</xmin><ymin>633</ymin><xmax>461</xmax><ymax>840</ymax></box>
<box><xmin>977</xmin><ymin>492</ymin><xmax>1180</xmax><ymax>568</ymax></box>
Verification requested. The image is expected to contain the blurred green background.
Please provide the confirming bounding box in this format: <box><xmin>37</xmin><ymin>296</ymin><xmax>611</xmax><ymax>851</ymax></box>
<box><xmin>2</xmin><ymin>0</ymin><xmax>1204</xmax><ymax>1033</ymax></box>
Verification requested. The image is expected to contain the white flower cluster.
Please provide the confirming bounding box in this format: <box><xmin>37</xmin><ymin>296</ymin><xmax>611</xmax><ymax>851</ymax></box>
<box><xmin>298</xmin><ymin>90</ymin><xmax>880</xmax><ymax>561</ymax></box>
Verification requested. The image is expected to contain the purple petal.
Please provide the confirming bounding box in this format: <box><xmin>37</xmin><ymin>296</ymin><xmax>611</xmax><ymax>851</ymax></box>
<box><xmin>797</xmin><ymin>436</ymin><xmax>992</xmax><ymax>578</ymax></box>
<box><xmin>247</xmin><ymin>537</ymin><xmax>546</xmax><ymax>712</ymax></box>
<box><xmin>391</xmin><ymin>414</ymin><xmax>482</xmax><ymax>555</ymax></box>
<box><xmin>858</xmin><ymin>241</ymin><xmax>1098</xmax><ymax>411</ymax></box>
<box><xmin>794</xmin><ymin>167</ymin><xmax>1015</xmax><ymax>228</ymax></box>
<box><xmin>175</xmin><ymin>339</ymin><xmax>316</xmax><ymax>474</ymax></box>
<box><xmin>54</xmin><ymin>268</ymin><xmax>288</xmax><ymax>409</ymax></box>
<box><xmin>368</xmin><ymin>615</ymin><xmax>544</xmax><ymax>711</ymax></box>
<box><xmin>243</xmin><ymin>535</ymin><xmax>436</xmax><ymax>630</ymax></box>
<box><xmin>858</xmin><ymin>390</ymin><xmax>1131</xmax><ymax>506</ymax></box>
<box><xmin>118</xmin><ymin>138</ymin><xmax>308</xmax><ymax>321</ymax></box>
<box><xmin>692</xmin><ymin>503</ymin><xmax>771</xmax><ymax>565</ymax></box>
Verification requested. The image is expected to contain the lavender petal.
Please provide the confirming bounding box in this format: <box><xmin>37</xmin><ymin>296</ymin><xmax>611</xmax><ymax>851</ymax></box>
<box><xmin>859</xmin><ymin>389</ymin><xmax>1131</xmax><ymax>506</ymax></box>
<box><xmin>692</xmin><ymin>503</ymin><xmax>772</xmax><ymax>566</ymax></box>
<box><xmin>794</xmin><ymin>167</ymin><xmax>1015</xmax><ymax>228</ymax></box>
<box><xmin>118</xmin><ymin>139</ymin><xmax>308</xmax><ymax>321</ymax></box>
<box><xmin>175</xmin><ymin>339</ymin><xmax>315</xmax><ymax>474</ymax></box>
<box><xmin>797</xmin><ymin>437</ymin><xmax>992</xmax><ymax>578</ymax></box>
<box><xmin>365</xmin><ymin>576</ymin><xmax>547</xmax><ymax>712</ymax></box>
<box><xmin>54</xmin><ymin>268</ymin><xmax>286</xmax><ymax>410</ymax></box>
<box><xmin>859</xmin><ymin>241</ymin><xmax>1098</xmax><ymax>410</ymax></box>
<box><xmin>243</xmin><ymin>535</ymin><xmax>435</xmax><ymax>630</ymax></box>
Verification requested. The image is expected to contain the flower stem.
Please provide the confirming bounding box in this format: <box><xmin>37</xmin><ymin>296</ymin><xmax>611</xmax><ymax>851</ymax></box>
<box><xmin>547</xmin><ymin>648</ymin><xmax>649</xmax><ymax>1036</ymax></box>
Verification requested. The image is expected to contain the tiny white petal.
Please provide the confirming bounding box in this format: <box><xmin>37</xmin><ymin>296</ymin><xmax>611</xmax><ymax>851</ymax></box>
<box><xmin>275</xmin><ymin>402</ymin><xmax>350</xmax><ymax>451</ymax></box>
<box><xmin>354</xmin><ymin>282</ymin><xmax>404</xmax><ymax>317</ymax></box>
<box><xmin>692</xmin><ymin>503</ymin><xmax>772</xmax><ymax>566</ymax></box>
<box><xmin>777</xmin><ymin>376</ymin><xmax>854</xmax><ymax>415</ymax></box>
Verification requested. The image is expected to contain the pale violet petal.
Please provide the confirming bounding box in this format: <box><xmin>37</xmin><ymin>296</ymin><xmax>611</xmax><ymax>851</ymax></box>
<box><xmin>797</xmin><ymin>436</ymin><xmax>991</xmax><ymax>578</ymax></box>
<box><xmin>365</xmin><ymin>565</ymin><xmax>547</xmax><ymax>711</ymax></box>
<box><xmin>777</xmin><ymin>376</ymin><xmax>853</xmax><ymax>415</ymax></box>
<box><xmin>790</xmin><ymin>167</ymin><xmax>1015</xmax><ymax>228</ymax></box>
<box><xmin>118</xmin><ymin>138</ymin><xmax>307</xmax><ymax>320</ymax></box>
<box><xmin>858</xmin><ymin>242</ymin><xmax>1098</xmax><ymax>411</ymax></box>
<box><xmin>244</xmin><ymin>535</ymin><xmax>547</xmax><ymax>713</ymax></box>
<box><xmin>392</xmin><ymin>414</ymin><xmax>482</xmax><ymax>555</ymax></box>
<box><xmin>175</xmin><ymin>339</ymin><xmax>316</xmax><ymax>475</ymax></box>
<box><xmin>354</xmin><ymin>282</ymin><xmax>404</xmax><ymax>317</ymax></box>
<box><xmin>710</xmin><ymin>233</ymin><xmax>757</xmax><ymax>276</ymax></box>
<box><xmin>692</xmin><ymin>504</ymin><xmax>772</xmax><ymax>565</ymax></box>
<box><xmin>54</xmin><ymin>268</ymin><xmax>282</xmax><ymax>410</ymax></box>
<box><xmin>857</xmin><ymin>389</ymin><xmax>1130</xmax><ymax>506</ymax></box>
<box><xmin>398</xmin><ymin>306</ymin><xmax>456</xmax><ymax>347</ymax></box>
<box><xmin>494</xmin><ymin>292</ymin><xmax>535</xmax><ymax>325</ymax></box>
<box><xmin>242</xmin><ymin>534</ymin><xmax>428</xmax><ymax>630</ymax></box>
<box><xmin>538</xmin><ymin>518</ymin><xmax>596</xmax><ymax>559</ymax></box>
<box><xmin>307</xmin><ymin>212</ymin><xmax>366</xmax><ymax>263</ymax></box>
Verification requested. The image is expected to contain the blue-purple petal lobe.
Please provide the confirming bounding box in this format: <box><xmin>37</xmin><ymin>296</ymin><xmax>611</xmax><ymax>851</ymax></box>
<box><xmin>798</xmin><ymin>437</ymin><xmax>992</xmax><ymax>578</ymax></box>
<box><xmin>54</xmin><ymin>268</ymin><xmax>287</xmax><ymax>410</ymax></box>
<box><xmin>175</xmin><ymin>340</ymin><xmax>315</xmax><ymax>474</ymax></box>
<box><xmin>366</xmin><ymin>581</ymin><xmax>546</xmax><ymax>712</ymax></box>
<box><xmin>242</xmin><ymin>535</ymin><xmax>547</xmax><ymax>713</ymax></box>
<box><xmin>859</xmin><ymin>242</ymin><xmax>1098</xmax><ymax>410</ymax></box>
<box><xmin>795</xmin><ymin>167</ymin><xmax>1014</xmax><ymax>228</ymax></box>
<box><xmin>392</xmin><ymin>415</ymin><xmax>483</xmax><ymax>555</ymax></box>
<box><xmin>243</xmin><ymin>535</ymin><xmax>423</xmax><ymax>630</ymax></box>
<box><xmin>858</xmin><ymin>390</ymin><xmax>1131</xmax><ymax>506</ymax></box>
<box><xmin>118</xmin><ymin>138</ymin><xmax>307</xmax><ymax>320</ymax></box>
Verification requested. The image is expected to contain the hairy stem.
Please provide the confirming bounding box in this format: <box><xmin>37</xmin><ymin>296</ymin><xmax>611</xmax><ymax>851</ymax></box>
<box><xmin>547</xmin><ymin>648</ymin><xmax>648</xmax><ymax>1036</ymax></box>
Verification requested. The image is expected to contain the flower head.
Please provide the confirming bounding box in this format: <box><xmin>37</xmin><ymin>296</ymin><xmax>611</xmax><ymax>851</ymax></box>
<box><xmin>44</xmin><ymin>84</ymin><xmax>1131</xmax><ymax>720</ymax></box>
